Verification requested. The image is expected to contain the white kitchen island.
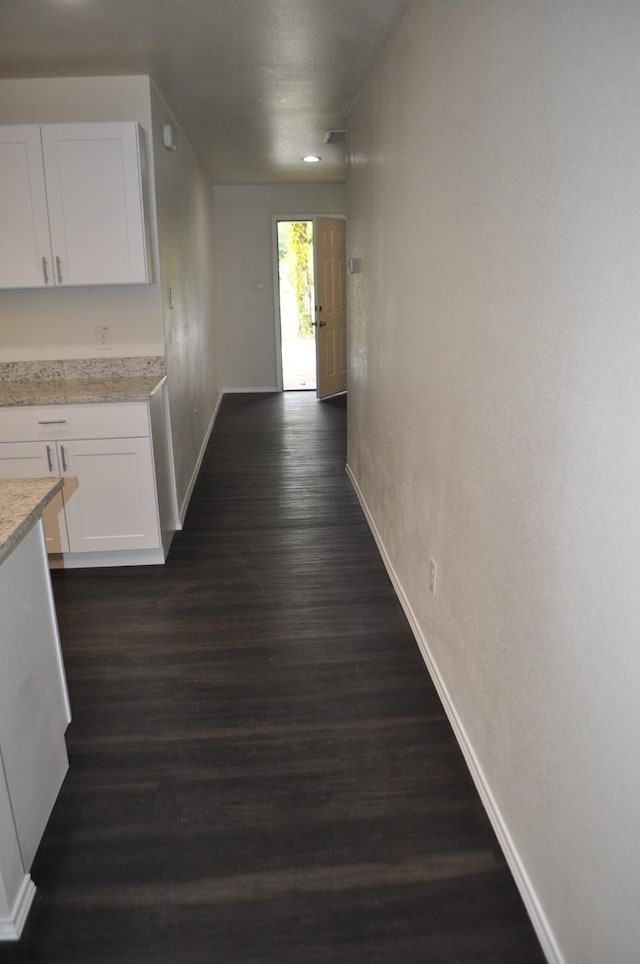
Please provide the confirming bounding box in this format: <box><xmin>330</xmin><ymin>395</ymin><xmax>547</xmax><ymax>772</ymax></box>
<box><xmin>0</xmin><ymin>478</ymin><xmax>71</xmax><ymax>939</ymax></box>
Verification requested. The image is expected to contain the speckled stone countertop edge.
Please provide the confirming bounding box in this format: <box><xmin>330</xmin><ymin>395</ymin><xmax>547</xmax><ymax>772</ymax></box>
<box><xmin>0</xmin><ymin>356</ymin><xmax>166</xmax><ymax>382</ymax></box>
<box><xmin>0</xmin><ymin>478</ymin><xmax>64</xmax><ymax>566</ymax></box>
<box><xmin>0</xmin><ymin>374</ymin><xmax>167</xmax><ymax>407</ymax></box>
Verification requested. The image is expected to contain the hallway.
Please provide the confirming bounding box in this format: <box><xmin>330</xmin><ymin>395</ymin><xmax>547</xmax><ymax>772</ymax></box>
<box><xmin>1</xmin><ymin>392</ymin><xmax>544</xmax><ymax>963</ymax></box>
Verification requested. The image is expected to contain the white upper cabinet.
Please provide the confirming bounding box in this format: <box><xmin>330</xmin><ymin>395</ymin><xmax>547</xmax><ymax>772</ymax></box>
<box><xmin>0</xmin><ymin>126</ymin><xmax>53</xmax><ymax>288</ymax></box>
<box><xmin>0</xmin><ymin>122</ymin><xmax>153</xmax><ymax>289</ymax></box>
<box><xmin>41</xmin><ymin>123</ymin><xmax>153</xmax><ymax>286</ymax></box>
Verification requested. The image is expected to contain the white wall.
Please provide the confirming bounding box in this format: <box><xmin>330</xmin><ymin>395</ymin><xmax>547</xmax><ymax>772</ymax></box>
<box><xmin>150</xmin><ymin>83</ymin><xmax>220</xmax><ymax>518</ymax></box>
<box><xmin>213</xmin><ymin>183</ymin><xmax>346</xmax><ymax>390</ymax></box>
<box><xmin>0</xmin><ymin>77</ymin><xmax>164</xmax><ymax>359</ymax></box>
<box><xmin>347</xmin><ymin>2</ymin><xmax>640</xmax><ymax>962</ymax></box>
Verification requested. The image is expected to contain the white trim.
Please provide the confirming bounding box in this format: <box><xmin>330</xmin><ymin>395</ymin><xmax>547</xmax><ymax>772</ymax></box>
<box><xmin>221</xmin><ymin>386</ymin><xmax>279</xmax><ymax>394</ymax></box>
<box><xmin>178</xmin><ymin>391</ymin><xmax>222</xmax><ymax>526</ymax></box>
<box><xmin>49</xmin><ymin>547</ymin><xmax>166</xmax><ymax>569</ymax></box>
<box><xmin>0</xmin><ymin>876</ymin><xmax>36</xmax><ymax>941</ymax></box>
<box><xmin>346</xmin><ymin>462</ymin><xmax>565</xmax><ymax>964</ymax></box>
<box><xmin>274</xmin><ymin>214</ymin><xmax>316</xmax><ymax>396</ymax></box>
<box><xmin>272</xmin><ymin>216</ymin><xmax>285</xmax><ymax>393</ymax></box>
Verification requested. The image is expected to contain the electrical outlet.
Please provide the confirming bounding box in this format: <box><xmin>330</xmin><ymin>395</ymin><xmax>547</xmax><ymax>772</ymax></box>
<box><xmin>95</xmin><ymin>326</ymin><xmax>112</xmax><ymax>350</ymax></box>
<box><xmin>429</xmin><ymin>558</ymin><xmax>437</xmax><ymax>595</ymax></box>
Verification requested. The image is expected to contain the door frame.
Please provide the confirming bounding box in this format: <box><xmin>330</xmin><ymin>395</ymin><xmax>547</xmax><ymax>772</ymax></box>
<box><xmin>271</xmin><ymin>214</ymin><xmax>346</xmax><ymax>393</ymax></box>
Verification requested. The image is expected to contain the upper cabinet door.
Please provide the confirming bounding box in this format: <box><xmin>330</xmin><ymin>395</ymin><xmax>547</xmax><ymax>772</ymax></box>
<box><xmin>41</xmin><ymin>122</ymin><xmax>153</xmax><ymax>286</ymax></box>
<box><xmin>0</xmin><ymin>126</ymin><xmax>54</xmax><ymax>288</ymax></box>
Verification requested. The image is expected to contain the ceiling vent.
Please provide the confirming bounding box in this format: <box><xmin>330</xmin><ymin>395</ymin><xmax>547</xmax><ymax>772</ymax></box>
<box><xmin>324</xmin><ymin>129</ymin><xmax>346</xmax><ymax>145</ymax></box>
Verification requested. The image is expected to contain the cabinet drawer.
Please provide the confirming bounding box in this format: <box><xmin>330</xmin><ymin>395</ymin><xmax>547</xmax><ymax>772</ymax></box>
<box><xmin>0</xmin><ymin>402</ymin><xmax>150</xmax><ymax>442</ymax></box>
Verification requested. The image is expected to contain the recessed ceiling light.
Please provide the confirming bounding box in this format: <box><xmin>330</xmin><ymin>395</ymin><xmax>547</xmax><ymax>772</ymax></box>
<box><xmin>302</xmin><ymin>155</ymin><xmax>321</xmax><ymax>163</ymax></box>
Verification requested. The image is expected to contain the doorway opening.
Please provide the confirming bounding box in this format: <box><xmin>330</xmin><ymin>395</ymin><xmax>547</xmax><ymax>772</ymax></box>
<box><xmin>277</xmin><ymin>220</ymin><xmax>316</xmax><ymax>391</ymax></box>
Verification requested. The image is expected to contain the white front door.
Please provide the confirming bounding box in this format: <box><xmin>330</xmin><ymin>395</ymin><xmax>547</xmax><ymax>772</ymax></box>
<box><xmin>314</xmin><ymin>216</ymin><xmax>347</xmax><ymax>399</ymax></box>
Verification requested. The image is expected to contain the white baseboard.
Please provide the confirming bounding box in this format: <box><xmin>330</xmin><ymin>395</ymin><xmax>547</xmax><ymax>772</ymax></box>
<box><xmin>0</xmin><ymin>875</ymin><xmax>35</xmax><ymax>941</ymax></box>
<box><xmin>179</xmin><ymin>392</ymin><xmax>222</xmax><ymax>526</ymax></box>
<box><xmin>222</xmin><ymin>386</ymin><xmax>279</xmax><ymax>394</ymax></box>
<box><xmin>345</xmin><ymin>463</ymin><xmax>564</xmax><ymax>964</ymax></box>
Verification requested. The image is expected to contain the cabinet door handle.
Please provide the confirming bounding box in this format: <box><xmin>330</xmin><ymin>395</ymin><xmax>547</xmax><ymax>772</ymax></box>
<box><xmin>42</xmin><ymin>257</ymin><xmax>49</xmax><ymax>284</ymax></box>
<box><xmin>60</xmin><ymin>445</ymin><xmax>68</xmax><ymax>473</ymax></box>
<box><xmin>38</xmin><ymin>419</ymin><xmax>67</xmax><ymax>425</ymax></box>
<box><xmin>56</xmin><ymin>256</ymin><xmax>63</xmax><ymax>284</ymax></box>
<box><xmin>46</xmin><ymin>445</ymin><xmax>54</xmax><ymax>472</ymax></box>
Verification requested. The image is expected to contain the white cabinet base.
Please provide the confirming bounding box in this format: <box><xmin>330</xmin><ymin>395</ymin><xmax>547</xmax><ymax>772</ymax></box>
<box><xmin>49</xmin><ymin>538</ymin><xmax>172</xmax><ymax>570</ymax></box>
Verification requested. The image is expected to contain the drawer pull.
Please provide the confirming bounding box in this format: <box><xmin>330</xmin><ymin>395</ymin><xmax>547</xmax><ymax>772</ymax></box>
<box><xmin>42</xmin><ymin>257</ymin><xmax>49</xmax><ymax>285</ymax></box>
<box><xmin>38</xmin><ymin>419</ymin><xmax>67</xmax><ymax>425</ymax></box>
<box><xmin>56</xmin><ymin>256</ymin><xmax>63</xmax><ymax>284</ymax></box>
<box><xmin>60</xmin><ymin>445</ymin><xmax>68</xmax><ymax>473</ymax></box>
<box><xmin>46</xmin><ymin>445</ymin><xmax>54</xmax><ymax>472</ymax></box>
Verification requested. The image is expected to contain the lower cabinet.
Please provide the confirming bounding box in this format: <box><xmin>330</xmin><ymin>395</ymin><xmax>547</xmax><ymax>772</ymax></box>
<box><xmin>0</xmin><ymin>441</ymin><xmax>68</xmax><ymax>552</ymax></box>
<box><xmin>53</xmin><ymin>436</ymin><xmax>160</xmax><ymax>553</ymax></box>
<box><xmin>0</xmin><ymin>399</ymin><xmax>172</xmax><ymax>566</ymax></box>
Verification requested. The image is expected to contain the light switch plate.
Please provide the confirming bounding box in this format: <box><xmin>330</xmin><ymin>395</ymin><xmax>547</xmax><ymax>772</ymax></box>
<box><xmin>95</xmin><ymin>326</ymin><xmax>112</xmax><ymax>350</ymax></box>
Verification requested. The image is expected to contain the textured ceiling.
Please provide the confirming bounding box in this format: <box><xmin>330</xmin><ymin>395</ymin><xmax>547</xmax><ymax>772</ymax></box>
<box><xmin>0</xmin><ymin>0</ymin><xmax>412</xmax><ymax>184</ymax></box>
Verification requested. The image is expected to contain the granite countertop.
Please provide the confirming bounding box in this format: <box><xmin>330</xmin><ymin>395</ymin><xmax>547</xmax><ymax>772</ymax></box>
<box><xmin>0</xmin><ymin>357</ymin><xmax>167</xmax><ymax>408</ymax></box>
<box><xmin>0</xmin><ymin>375</ymin><xmax>166</xmax><ymax>408</ymax></box>
<box><xmin>0</xmin><ymin>478</ymin><xmax>64</xmax><ymax>565</ymax></box>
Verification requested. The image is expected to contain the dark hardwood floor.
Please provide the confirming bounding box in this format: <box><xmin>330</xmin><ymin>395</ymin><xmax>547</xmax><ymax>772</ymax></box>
<box><xmin>1</xmin><ymin>392</ymin><xmax>545</xmax><ymax>963</ymax></box>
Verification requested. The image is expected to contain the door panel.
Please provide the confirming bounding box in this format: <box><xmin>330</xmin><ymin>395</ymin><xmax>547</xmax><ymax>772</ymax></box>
<box><xmin>62</xmin><ymin>437</ymin><xmax>160</xmax><ymax>552</ymax></box>
<box><xmin>41</xmin><ymin>122</ymin><xmax>150</xmax><ymax>285</ymax></box>
<box><xmin>0</xmin><ymin>126</ymin><xmax>52</xmax><ymax>288</ymax></box>
<box><xmin>0</xmin><ymin>441</ymin><xmax>69</xmax><ymax>552</ymax></box>
<box><xmin>314</xmin><ymin>217</ymin><xmax>347</xmax><ymax>399</ymax></box>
